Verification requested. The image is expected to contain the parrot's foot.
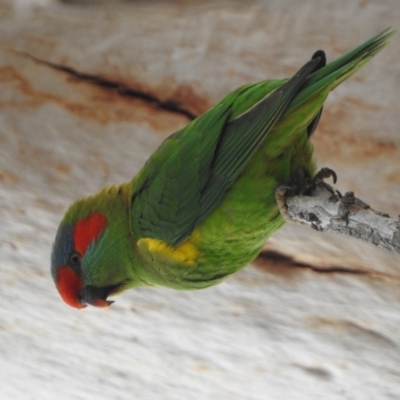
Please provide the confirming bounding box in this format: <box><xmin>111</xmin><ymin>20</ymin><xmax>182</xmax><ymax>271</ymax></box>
<box><xmin>289</xmin><ymin>167</ymin><xmax>337</xmax><ymax>196</ymax></box>
<box><xmin>275</xmin><ymin>167</ymin><xmax>338</xmax><ymax>224</ymax></box>
<box><xmin>312</xmin><ymin>167</ymin><xmax>337</xmax><ymax>195</ymax></box>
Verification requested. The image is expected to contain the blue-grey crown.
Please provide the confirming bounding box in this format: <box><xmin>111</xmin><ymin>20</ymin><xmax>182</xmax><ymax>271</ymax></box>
<box><xmin>51</xmin><ymin>223</ymin><xmax>74</xmax><ymax>282</ymax></box>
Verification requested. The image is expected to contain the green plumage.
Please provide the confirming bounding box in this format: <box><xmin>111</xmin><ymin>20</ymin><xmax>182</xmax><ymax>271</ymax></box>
<box><xmin>51</xmin><ymin>29</ymin><xmax>395</xmax><ymax>307</ymax></box>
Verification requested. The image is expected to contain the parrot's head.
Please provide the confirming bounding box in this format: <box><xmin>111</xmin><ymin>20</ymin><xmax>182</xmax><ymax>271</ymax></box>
<box><xmin>51</xmin><ymin>198</ymin><xmax>127</xmax><ymax>309</ymax></box>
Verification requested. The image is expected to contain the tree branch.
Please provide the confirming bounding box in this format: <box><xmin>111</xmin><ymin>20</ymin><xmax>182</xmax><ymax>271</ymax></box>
<box><xmin>282</xmin><ymin>183</ymin><xmax>400</xmax><ymax>255</ymax></box>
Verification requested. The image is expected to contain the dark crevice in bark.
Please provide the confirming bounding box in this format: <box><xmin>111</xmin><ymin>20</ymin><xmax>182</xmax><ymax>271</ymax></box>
<box><xmin>22</xmin><ymin>52</ymin><xmax>198</xmax><ymax>120</ymax></box>
<box><xmin>257</xmin><ymin>250</ymin><xmax>373</xmax><ymax>275</ymax></box>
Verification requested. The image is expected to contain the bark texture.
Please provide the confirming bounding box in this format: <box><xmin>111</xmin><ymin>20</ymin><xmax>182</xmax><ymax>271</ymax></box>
<box><xmin>0</xmin><ymin>1</ymin><xmax>400</xmax><ymax>400</ymax></box>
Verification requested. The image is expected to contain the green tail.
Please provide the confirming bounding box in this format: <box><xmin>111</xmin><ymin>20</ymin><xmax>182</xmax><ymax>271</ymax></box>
<box><xmin>285</xmin><ymin>28</ymin><xmax>396</xmax><ymax>115</ymax></box>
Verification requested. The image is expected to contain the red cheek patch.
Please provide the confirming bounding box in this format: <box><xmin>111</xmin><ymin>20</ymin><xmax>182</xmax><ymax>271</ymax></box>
<box><xmin>57</xmin><ymin>266</ymin><xmax>86</xmax><ymax>309</ymax></box>
<box><xmin>73</xmin><ymin>212</ymin><xmax>108</xmax><ymax>256</ymax></box>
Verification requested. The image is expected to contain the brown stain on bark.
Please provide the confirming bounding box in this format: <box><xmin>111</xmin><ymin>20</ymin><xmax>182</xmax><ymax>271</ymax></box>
<box><xmin>252</xmin><ymin>251</ymin><xmax>307</xmax><ymax>280</ymax></box>
<box><xmin>384</xmin><ymin>169</ymin><xmax>400</xmax><ymax>184</ymax></box>
<box><xmin>0</xmin><ymin>169</ymin><xmax>20</xmax><ymax>185</ymax></box>
<box><xmin>327</xmin><ymin>40</ymin><xmax>348</xmax><ymax>55</ymax></box>
<box><xmin>305</xmin><ymin>317</ymin><xmax>396</xmax><ymax>345</ymax></box>
<box><xmin>55</xmin><ymin>162</ymin><xmax>71</xmax><ymax>176</ymax></box>
<box><xmin>314</xmin><ymin>102</ymin><xmax>398</xmax><ymax>163</ymax></box>
<box><xmin>253</xmin><ymin>250</ymin><xmax>371</xmax><ymax>281</ymax></box>
<box><xmin>194</xmin><ymin>364</ymin><xmax>211</xmax><ymax>373</ymax></box>
<box><xmin>0</xmin><ymin>65</ymin><xmax>191</xmax><ymax>133</ymax></box>
<box><xmin>173</xmin><ymin>84</ymin><xmax>210</xmax><ymax>116</ymax></box>
<box><xmin>344</xmin><ymin>96</ymin><xmax>382</xmax><ymax>111</ymax></box>
<box><xmin>21</xmin><ymin>51</ymin><xmax>210</xmax><ymax>120</ymax></box>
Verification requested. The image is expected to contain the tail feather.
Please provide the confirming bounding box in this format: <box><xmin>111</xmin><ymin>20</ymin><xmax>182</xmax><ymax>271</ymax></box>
<box><xmin>285</xmin><ymin>28</ymin><xmax>396</xmax><ymax>115</ymax></box>
<box><xmin>306</xmin><ymin>50</ymin><xmax>327</xmax><ymax>137</ymax></box>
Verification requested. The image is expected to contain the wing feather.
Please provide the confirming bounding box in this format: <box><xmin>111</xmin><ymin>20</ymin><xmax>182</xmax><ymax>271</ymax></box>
<box><xmin>131</xmin><ymin>57</ymin><xmax>321</xmax><ymax>245</ymax></box>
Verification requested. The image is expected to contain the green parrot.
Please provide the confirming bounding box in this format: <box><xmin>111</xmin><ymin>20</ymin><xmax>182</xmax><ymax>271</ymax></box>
<box><xmin>51</xmin><ymin>29</ymin><xmax>394</xmax><ymax>309</ymax></box>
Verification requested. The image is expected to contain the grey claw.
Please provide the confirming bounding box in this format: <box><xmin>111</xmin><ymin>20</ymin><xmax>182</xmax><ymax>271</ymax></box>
<box><xmin>314</xmin><ymin>167</ymin><xmax>337</xmax><ymax>184</ymax></box>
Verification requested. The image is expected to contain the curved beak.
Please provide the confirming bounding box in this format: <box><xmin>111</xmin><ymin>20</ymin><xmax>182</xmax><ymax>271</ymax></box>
<box><xmin>78</xmin><ymin>286</ymin><xmax>114</xmax><ymax>308</ymax></box>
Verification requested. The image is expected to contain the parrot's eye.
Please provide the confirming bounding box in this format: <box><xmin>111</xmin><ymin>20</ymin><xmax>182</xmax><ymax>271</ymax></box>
<box><xmin>69</xmin><ymin>252</ymin><xmax>81</xmax><ymax>270</ymax></box>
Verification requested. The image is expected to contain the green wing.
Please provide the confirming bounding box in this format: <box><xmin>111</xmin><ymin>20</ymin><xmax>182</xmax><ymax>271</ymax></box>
<box><xmin>130</xmin><ymin>28</ymin><xmax>395</xmax><ymax>247</ymax></box>
<box><xmin>130</xmin><ymin>57</ymin><xmax>320</xmax><ymax>246</ymax></box>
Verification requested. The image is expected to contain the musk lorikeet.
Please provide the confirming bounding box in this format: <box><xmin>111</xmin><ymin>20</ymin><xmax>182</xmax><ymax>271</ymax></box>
<box><xmin>51</xmin><ymin>29</ymin><xmax>395</xmax><ymax>309</ymax></box>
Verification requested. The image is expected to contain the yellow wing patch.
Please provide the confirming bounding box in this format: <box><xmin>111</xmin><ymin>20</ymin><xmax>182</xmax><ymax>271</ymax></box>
<box><xmin>137</xmin><ymin>231</ymin><xmax>201</xmax><ymax>265</ymax></box>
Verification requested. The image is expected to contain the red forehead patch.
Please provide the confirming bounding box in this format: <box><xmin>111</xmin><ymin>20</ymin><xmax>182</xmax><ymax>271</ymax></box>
<box><xmin>73</xmin><ymin>212</ymin><xmax>108</xmax><ymax>256</ymax></box>
<box><xmin>57</xmin><ymin>266</ymin><xmax>86</xmax><ymax>309</ymax></box>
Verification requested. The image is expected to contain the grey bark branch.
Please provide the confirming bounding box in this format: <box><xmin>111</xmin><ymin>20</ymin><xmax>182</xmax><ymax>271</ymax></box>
<box><xmin>284</xmin><ymin>184</ymin><xmax>400</xmax><ymax>256</ymax></box>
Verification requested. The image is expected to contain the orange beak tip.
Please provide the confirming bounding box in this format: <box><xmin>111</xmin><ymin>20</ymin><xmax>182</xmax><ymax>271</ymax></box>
<box><xmin>93</xmin><ymin>298</ymin><xmax>114</xmax><ymax>308</ymax></box>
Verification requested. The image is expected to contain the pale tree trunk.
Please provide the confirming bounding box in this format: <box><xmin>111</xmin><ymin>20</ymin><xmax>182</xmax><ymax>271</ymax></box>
<box><xmin>0</xmin><ymin>1</ymin><xmax>400</xmax><ymax>399</ymax></box>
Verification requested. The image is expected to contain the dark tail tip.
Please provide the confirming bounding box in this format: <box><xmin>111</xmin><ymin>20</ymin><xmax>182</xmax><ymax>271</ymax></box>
<box><xmin>306</xmin><ymin>51</ymin><xmax>327</xmax><ymax>138</ymax></box>
<box><xmin>311</xmin><ymin>50</ymin><xmax>327</xmax><ymax>71</ymax></box>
